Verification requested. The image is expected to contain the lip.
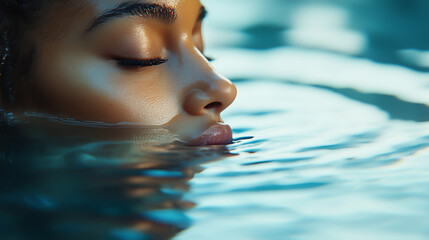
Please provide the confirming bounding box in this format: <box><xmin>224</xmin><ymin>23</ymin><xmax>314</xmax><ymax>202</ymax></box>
<box><xmin>187</xmin><ymin>123</ymin><xmax>233</xmax><ymax>146</ymax></box>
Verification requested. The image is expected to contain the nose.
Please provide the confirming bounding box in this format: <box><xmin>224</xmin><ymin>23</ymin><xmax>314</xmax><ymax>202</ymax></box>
<box><xmin>183</xmin><ymin>72</ymin><xmax>237</xmax><ymax>116</ymax></box>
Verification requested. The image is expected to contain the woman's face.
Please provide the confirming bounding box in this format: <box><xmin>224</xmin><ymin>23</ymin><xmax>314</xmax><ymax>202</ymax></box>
<box><xmin>25</xmin><ymin>0</ymin><xmax>237</xmax><ymax>145</ymax></box>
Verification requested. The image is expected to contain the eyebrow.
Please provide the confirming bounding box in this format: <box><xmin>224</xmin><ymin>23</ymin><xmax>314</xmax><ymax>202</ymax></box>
<box><xmin>86</xmin><ymin>2</ymin><xmax>177</xmax><ymax>33</ymax></box>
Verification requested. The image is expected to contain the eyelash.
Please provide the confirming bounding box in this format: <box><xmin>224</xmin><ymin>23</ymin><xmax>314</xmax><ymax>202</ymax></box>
<box><xmin>115</xmin><ymin>58</ymin><xmax>168</xmax><ymax>68</ymax></box>
<box><xmin>114</xmin><ymin>54</ymin><xmax>214</xmax><ymax>68</ymax></box>
<box><xmin>205</xmin><ymin>55</ymin><xmax>215</xmax><ymax>62</ymax></box>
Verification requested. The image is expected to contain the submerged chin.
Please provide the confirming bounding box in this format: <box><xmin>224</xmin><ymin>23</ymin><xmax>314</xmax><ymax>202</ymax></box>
<box><xmin>2</xmin><ymin>110</ymin><xmax>234</xmax><ymax>146</ymax></box>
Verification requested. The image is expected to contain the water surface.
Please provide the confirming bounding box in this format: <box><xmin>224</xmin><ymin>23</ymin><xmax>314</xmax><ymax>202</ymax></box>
<box><xmin>2</xmin><ymin>0</ymin><xmax>429</xmax><ymax>239</ymax></box>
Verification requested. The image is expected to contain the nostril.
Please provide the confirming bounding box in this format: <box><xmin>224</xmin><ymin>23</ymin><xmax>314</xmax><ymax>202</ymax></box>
<box><xmin>204</xmin><ymin>101</ymin><xmax>222</xmax><ymax>110</ymax></box>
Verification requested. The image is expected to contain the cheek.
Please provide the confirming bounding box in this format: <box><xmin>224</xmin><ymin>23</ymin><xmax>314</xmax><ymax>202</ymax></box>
<box><xmin>119</xmin><ymin>70</ymin><xmax>182</xmax><ymax>125</ymax></box>
<box><xmin>34</xmin><ymin>53</ymin><xmax>182</xmax><ymax>125</ymax></box>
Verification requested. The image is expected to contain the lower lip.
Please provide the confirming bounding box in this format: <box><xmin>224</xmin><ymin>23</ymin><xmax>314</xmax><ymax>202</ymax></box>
<box><xmin>188</xmin><ymin>124</ymin><xmax>233</xmax><ymax>146</ymax></box>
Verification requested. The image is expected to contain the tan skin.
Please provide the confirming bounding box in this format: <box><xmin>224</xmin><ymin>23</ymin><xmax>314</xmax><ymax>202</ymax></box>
<box><xmin>16</xmin><ymin>0</ymin><xmax>237</xmax><ymax>144</ymax></box>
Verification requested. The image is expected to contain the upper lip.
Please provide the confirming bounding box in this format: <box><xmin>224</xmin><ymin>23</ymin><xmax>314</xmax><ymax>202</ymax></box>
<box><xmin>187</xmin><ymin>123</ymin><xmax>233</xmax><ymax>146</ymax></box>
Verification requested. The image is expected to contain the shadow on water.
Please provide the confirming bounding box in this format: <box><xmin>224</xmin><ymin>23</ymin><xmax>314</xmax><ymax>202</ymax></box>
<box><xmin>315</xmin><ymin>86</ymin><xmax>429</xmax><ymax>122</ymax></box>
<box><xmin>231</xmin><ymin>77</ymin><xmax>429</xmax><ymax>122</ymax></box>
<box><xmin>0</xmin><ymin>115</ymin><xmax>234</xmax><ymax>240</ymax></box>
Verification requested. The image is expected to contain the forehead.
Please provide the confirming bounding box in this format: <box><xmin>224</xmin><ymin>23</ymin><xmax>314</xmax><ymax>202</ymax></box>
<box><xmin>87</xmin><ymin>0</ymin><xmax>197</xmax><ymax>14</ymax></box>
<box><xmin>36</xmin><ymin>0</ymin><xmax>203</xmax><ymax>39</ymax></box>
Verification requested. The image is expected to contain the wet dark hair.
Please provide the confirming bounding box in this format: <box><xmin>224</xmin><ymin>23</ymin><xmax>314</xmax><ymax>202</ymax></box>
<box><xmin>0</xmin><ymin>0</ymin><xmax>49</xmax><ymax>107</ymax></box>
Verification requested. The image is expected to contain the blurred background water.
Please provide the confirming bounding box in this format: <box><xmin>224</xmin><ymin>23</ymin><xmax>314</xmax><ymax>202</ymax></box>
<box><xmin>1</xmin><ymin>0</ymin><xmax>429</xmax><ymax>240</ymax></box>
<box><xmin>179</xmin><ymin>0</ymin><xmax>429</xmax><ymax>239</ymax></box>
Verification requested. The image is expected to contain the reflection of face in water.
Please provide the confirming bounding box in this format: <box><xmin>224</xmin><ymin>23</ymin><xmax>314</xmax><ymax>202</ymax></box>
<box><xmin>2</xmin><ymin>0</ymin><xmax>237</xmax><ymax>146</ymax></box>
<box><xmin>0</xmin><ymin>119</ymin><xmax>233</xmax><ymax>240</ymax></box>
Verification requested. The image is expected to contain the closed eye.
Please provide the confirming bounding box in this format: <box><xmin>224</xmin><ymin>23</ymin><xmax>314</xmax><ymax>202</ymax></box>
<box><xmin>203</xmin><ymin>54</ymin><xmax>214</xmax><ymax>62</ymax></box>
<box><xmin>115</xmin><ymin>58</ymin><xmax>168</xmax><ymax>68</ymax></box>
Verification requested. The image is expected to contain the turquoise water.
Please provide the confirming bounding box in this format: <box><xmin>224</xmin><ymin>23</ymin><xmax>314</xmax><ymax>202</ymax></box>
<box><xmin>181</xmin><ymin>1</ymin><xmax>429</xmax><ymax>239</ymax></box>
<box><xmin>2</xmin><ymin>0</ymin><xmax>429</xmax><ymax>239</ymax></box>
